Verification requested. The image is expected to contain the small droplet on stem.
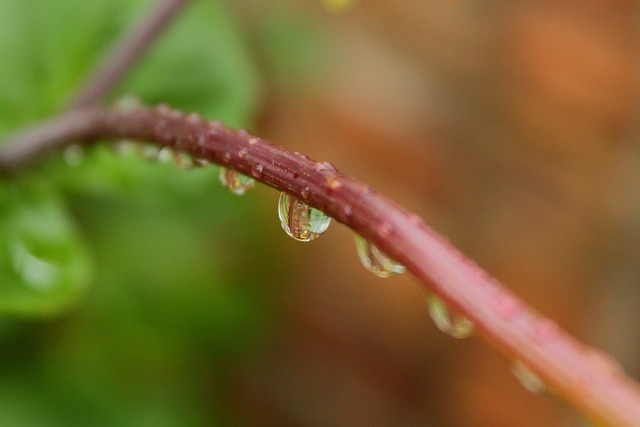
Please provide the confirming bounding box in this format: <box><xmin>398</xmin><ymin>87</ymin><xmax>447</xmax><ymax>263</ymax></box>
<box><xmin>427</xmin><ymin>294</ymin><xmax>474</xmax><ymax>339</ymax></box>
<box><xmin>278</xmin><ymin>192</ymin><xmax>331</xmax><ymax>242</ymax></box>
<box><xmin>251</xmin><ymin>164</ymin><xmax>264</xmax><ymax>179</ymax></box>
<box><xmin>218</xmin><ymin>167</ymin><xmax>256</xmax><ymax>195</ymax></box>
<box><xmin>354</xmin><ymin>235</ymin><xmax>405</xmax><ymax>278</ymax></box>
<box><xmin>173</xmin><ymin>151</ymin><xmax>194</xmax><ymax>169</ymax></box>
<box><xmin>510</xmin><ymin>360</ymin><xmax>546</xmax><ymax>394</ymax></box>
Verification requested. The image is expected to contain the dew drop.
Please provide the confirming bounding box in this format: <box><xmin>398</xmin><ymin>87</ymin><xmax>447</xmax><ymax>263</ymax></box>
<box><xmin>222</xmin><ymin>152</ymin><xmax>231</xmax><ymax>163</ymax></box>
<box><xmin>114</xmin><ymin>139</ymin><xmax>136</xmax><ymax>156</ymax></box>
<box><xmin>301</xmin><ymin>186</ymin><xmax>311</xmax><ymax>200</ymax></box>
<box><xmin>238</xmin><ymin>148</ymin><xmax>249</xmax><ymax>159</ymax></box>
<box><xmin>278</xmin><ymin>192</ymin><xmax>331</xmax><ymax>242</ymax></box>
<box><xmin>218</xmin><ymin>167</ymin><xmax>256</xmax><ymax>195</ymax></box>
<box><xmin>313</xmin><ymin>161</ymin><xmax>337</xmax><ymax>174</ymax></box>
<box><xmin>510</xmin><ymin>360</ymin><xmax>546</xmax><ymax>394</ymax></box>
<box><xmin>138</xmin><ymin>144</ymin><xmax>160</xmax><ymax>161</ymax></box>
<box><xmin>427</xmin><ymin>294</ymin><xmax>474</xmax><ymax>339</ymax></box>
<box><xmin>340</xmin><ymin>204</ymin><xmax>354</xmax><ymax>222</ymax></box>
<box><xmin>157</xmin><ymin>147</ymin><xmax>174</xmax><ymax>164</ymax></box>
<box><xmin>251</xmin><ymin>164</ymin><xmax>264</xmax><ymax>179</ymax></box>
<box><xmin>194</xmin><ymin>157</ymin><xmax>210</xmax><ymax>167</ymax></box>
<box><xmin>354</xmin><ymin>235</ymin><xmax>405</xmax><ymax>278</ymax></box>
<box><xmin>156</xmin><ymin>103</ymin><xmax>171</xmax><ymax>115</ymax></box>
<box><xmin>63</xmin><ymin>144</ymin><xmax>84</xmax><ymax>167</ymax></box>
<box><xmin>173</xmin><ymin>151</ymin><xmax>194</xmax><ymax>169</ymax></box>
<box><xmin>249</xmin><ymin>137</ymin><xmax>259</xmax><ymax>145</ymax></box>
<box><xmin>186</xmin><ymin>112</ymin><xmax>202</xmax><ymax>123</ymax></box>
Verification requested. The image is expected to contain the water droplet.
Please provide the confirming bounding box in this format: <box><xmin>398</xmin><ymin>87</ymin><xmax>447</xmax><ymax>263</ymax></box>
<box><xmin>278</xmin><ymin>192</ymin><xmax>331</xmax><ymax>242</ymax></box>
<box><xmin>138</xmin><ymin>144</ymin><xmax>160</xmax><ymax>161</ymax></box>
<box><xmin>157</xmin><ymin>147</ymin><xmax>174</xmax><ymax>164</ymax></box>
<box><xmin>510</xmin><ymin>360</ymin><xmax>546</xmax><ymax>394</ymax></box>
<box><xmin>340</xmin><ymin>204</ymin><xmax>354</xmax><ymax>222</ymax></box>
<box><xmin>313</xmin><ymin>161</ymin><xmax>337</xmax><ymax>174</ymax></box>
<box><xmin>354</xmin><ymin>235</ymin><xmax>405</xmax><ymax>278</ymax></box>
<box><xmin>173</xmin><ymin>151</ymin><xmax>194</xmax><ymax>169</ymax></box>
<box><xmin>218</xmin><ymin>167</ymin><xmax>256</xmax><ymax>195</ymax></box>
<box><xmin>301</xmin><ymin>186</ymin><xmax>311</xmax><ymax>199</ymax></box>
<box><xmin>251</xmin><ymin>164</ymin><xmax>264</xmax><ymax>179</ymax></box>
<box><xmin>427</xmin><ymin>294</ymin><xmax>474</xmax><ymax>338</ymax></box>
<box><xmin>326</xmin><ymin>176</ymin><xmax>342</xmax><ymax>190</ymax></box>
<box><xmin>222</xmin><ymin>152</ymin><xmax>231</xmax><ymax>163</ymax></box>
<box><xmin>156</xmin><ymin>103</ymin><xmax>171</xmax><ymax>115</ymax></box>
<box><xmin>238</xmin><ymin>148</ymin><xmax>249</xmax><ymax>159</ymax></box>
<box><xmin>63</xmin><ymin>145</ymin><xmax>84</xmax><ymax>167</ymax></box>
<box><xmin>249</xmin><ymin>138</ymin><xmax>259</xmax><ymax>145</ymax></box>
<box><xmin>194</xmin><ymin>157</ymin><xmax>210</xmax><ymax>167</ymax></box>
<box><xmin>186</xmin><ymin>112</ymin><xmax>202</xmax><ymax>123</ymax></box>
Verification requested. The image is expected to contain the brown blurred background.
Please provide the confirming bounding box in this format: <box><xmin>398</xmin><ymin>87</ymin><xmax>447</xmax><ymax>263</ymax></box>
<box><xmin>225</xmin><ymin>1</ymin><xmax>640</xmax><ymax>426</ymax></box>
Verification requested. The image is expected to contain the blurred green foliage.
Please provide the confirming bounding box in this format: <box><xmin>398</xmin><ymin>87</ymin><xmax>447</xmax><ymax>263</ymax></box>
<box><xmin>0</xmin><ymin>0</ymin><xmax>289</xmax><ymax>424</ymax></box>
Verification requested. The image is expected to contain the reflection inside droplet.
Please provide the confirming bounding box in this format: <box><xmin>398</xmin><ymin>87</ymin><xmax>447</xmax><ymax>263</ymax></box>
<box><xmin>278</xmin><ymin>192</ymin><xmax>331</xmax><ymax>242</ymax></box>
<box><xmin>427</xmin><ymin>294</ymin><xmax>474</xmax><ymax>339</ymax></box>
<box><xmin>218</xmin><ymin>167</ymin><xmax>256</xmax><ymax>195</ymax></box>
<box><xmin>354</xmin><ymin>235</ymin><xmax>405</xmax><ymax>278</ymax></box>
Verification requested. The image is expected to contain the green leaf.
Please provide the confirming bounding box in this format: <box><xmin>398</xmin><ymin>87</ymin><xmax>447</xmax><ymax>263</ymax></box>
<box><xmin>0</xmin><ymin>180</ymin><xmax>91</xmax><ymax>315</ymax></box>
<box><xmin>120</xmin><ymin>0</ymin><xmax>262</xmax><ymax>127</ymax></box>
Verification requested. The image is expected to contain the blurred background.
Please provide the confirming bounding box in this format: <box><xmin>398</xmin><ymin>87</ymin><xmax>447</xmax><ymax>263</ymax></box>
<box><xmin>0</xmin><ymin>0</ymin><xmax>639</xmax><ymax>425</ymax></box>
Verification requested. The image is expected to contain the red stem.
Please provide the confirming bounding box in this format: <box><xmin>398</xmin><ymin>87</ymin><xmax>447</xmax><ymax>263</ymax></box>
<box><xmin>2</xmin><ymin>105</ymin><xmax>640</xmax><ymax>426</ymax></box>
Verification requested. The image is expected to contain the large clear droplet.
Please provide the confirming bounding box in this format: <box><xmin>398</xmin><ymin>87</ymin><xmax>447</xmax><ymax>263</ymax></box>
<box><xmin>218</xmin><ymin>167</ymin><xmax>256</xmax><ymax>195</ymax></box>
<box><xmin>427</xmin><ymin>294</ymin><xmax>474</xmax><ymax>339</ymax></box>
<box><xmin>510</xmin><ymin>360</ymin><xmax>546</xmax><ymax>394</ymax></box>
<box><xmin>354</xmin><ymin>235</ymin><xmax>405</xmax><ymax>278</ymax></box>
<box><xmin>278</xmin><ymin>192</ymin><xmax>331</xmax><ymax>242</ymax></box>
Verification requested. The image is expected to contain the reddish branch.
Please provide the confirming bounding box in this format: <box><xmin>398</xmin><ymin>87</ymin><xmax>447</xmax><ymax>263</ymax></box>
<box><xmin>1</xmin><ymin>104</ymin><xmax>640</xmax><ymax>426</ymax></box>
<box><xmin>69</xmin><ymin>0</ymin><xmax>192</xmax><ymax>109</ymax></box>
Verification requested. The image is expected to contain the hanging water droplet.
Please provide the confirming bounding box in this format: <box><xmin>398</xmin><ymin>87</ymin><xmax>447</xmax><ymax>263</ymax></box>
<box><xmin>218</xmin><ymin>167</ymin><xmax>256</xmax><ymax>195</ymax></box>
<box><xmin>510</xmin><ymin>360</ymin><xmax>546</xmax><ymax>394</ymax></box>
<box><xmin>157</xmin><ymin>147</ymin><xmax>174</xmax><ymax>164</ymax></box>
<box><xmin>138</xmin><ymin>144</ymin><xmax>160</xmax><ymax>161</ymax></box>
<box><xmin>193</xmin><ymin>157</ymin><xmax>210</xmax><ymax>167</ymax></box>
<box><xmin>173</xmin><ymin>151</ymin><xmax>194</xmax><ymax>169</ymax></box>
<box><xmin>354</xmin><ymin>235</ymin><xmax>405</xmax><ymax>278</ymax></box>
<box><xmin>427</xmin><ymin>294</ymin><xmax>474</xmax><ymax>339</ymax></box>
<box><xmin>301</xmin><ymin>186</ymin><xmax>311</xmax><ymax>200</ymax></box>
<box><xmin>278</xmin><ymin>192</ymin><xmax>331</xmax><ymax>242</ymax></box>
<box><xmin>63</xmin><ymin>144</ymin><xmax>84</xmax><ymax>167</ymax></box>
<box><xmin>113</xmin><ymin>139</ymin><xmax>136</xmax><ymax>156</ymax></box>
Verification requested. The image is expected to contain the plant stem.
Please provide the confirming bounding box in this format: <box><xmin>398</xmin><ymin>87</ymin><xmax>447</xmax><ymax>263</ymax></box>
<box><xmin>2</xmin><ymin>104</ymin><xmax>640</xmax><ymax>426</ymax></box>
<box><xmin>69</xmin><ymin>0</ymin><xmax>191</xmax><ymax>109</ymax></box>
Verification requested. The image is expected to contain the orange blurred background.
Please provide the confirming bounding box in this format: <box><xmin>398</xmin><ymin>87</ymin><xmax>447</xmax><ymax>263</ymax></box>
<box><xmin>226</xmin><ymin>1</ymin><xmax>640</xmax><ymax>425</ymax></box>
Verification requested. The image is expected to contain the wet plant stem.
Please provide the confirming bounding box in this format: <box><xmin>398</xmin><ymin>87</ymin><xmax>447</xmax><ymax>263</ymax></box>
<box><xmin>1</xmin><ymin>104</ymin><xmax>640</xmax><ymax>426</ymax></box>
